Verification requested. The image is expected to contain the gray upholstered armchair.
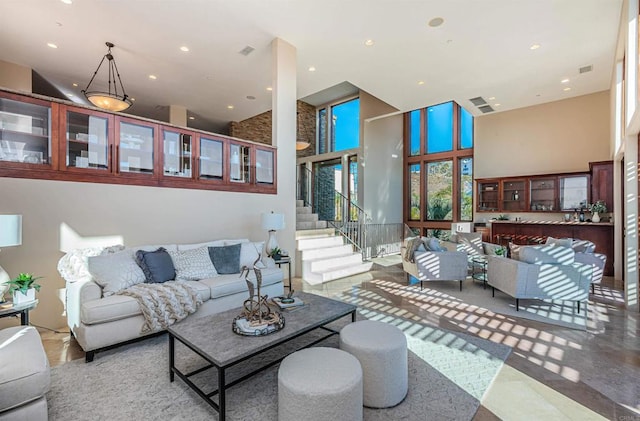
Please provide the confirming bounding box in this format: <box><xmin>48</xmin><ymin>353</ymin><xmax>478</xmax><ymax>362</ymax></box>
<box><xmin>487</xmin><ymin>245</ymin><xmax>593</xmax><ymax>312</ymax></box>
<box><xmin>546</xmin><ymin>237</ymin><xmax>607</xmax><ymax>293</ymax></box>
<box><xmin>401</xmin><ymin>237</ymin><xmax>469</xmax><ymax>290</ymax></box>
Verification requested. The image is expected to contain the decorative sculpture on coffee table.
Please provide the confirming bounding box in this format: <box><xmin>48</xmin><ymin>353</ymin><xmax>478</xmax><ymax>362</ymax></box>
<box><xmin>232</xmin><ymin>254</ymin><xmax>284</xmax><ymax>336</ymax></box>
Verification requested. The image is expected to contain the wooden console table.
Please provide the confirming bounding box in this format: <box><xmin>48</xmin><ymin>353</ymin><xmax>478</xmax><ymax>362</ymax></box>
<box><xmin>490</xmin><ymin>220</ymin><xmax>614</xmax><ymax>276</ymax></box>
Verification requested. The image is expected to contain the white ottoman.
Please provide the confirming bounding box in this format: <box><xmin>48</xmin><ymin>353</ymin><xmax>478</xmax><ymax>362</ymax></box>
<box><xmin>278</xmin><ymin>347</ymin><xmax>363</xmax><ymax>421</ymax></box>
<box><xmin>340</xmin><ymin>320</ymin><xmax>408</xmax><ymax>408</ymax></box>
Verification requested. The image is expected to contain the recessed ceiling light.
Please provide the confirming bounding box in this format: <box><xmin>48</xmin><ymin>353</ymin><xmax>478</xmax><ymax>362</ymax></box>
<box><xmin>189</xmin><ymin>116</ymin><xmax>195</xmax><ymax>120</ymax></box>
<box><xmin>60</xmin><ymin>0</ymin><xmax>72</xmax><ymax>4</ymax></box>
<box><xmin>67</xmin><ymin>93</ymin><xmax>74</xmax><ymax>97</ymax></box>
<box><xmin>530</xmin><ymin>43</ymin><xmax>541</xmax><ymax>50</ymax></box>
<box><xmin>561</xmin><ymin>78</ymin><xmax>570</xmax><ymax>83</ymax></box>
<box><xmin>364</xmin><ymin>39</ymin><xmax>374</xmax><ymax>47</ymax></box>
<box><xmin>563</xmin><ymin>87</ymin><xmax>571</xmax><ymax>91</ymax></box>
<box><xmin>417</xmin><ymin>81</ymin><xmax>425</xmax><ymax>85</ymax></box>
<box><xmin>72</xmin><ymin>83</ymin><xmax>78</xmax><ymax>87</ymax></box>
<box><xmin>47</xmin><ymin>43</ymin><xmax>58</xmax><ymax>49</ymax></box>
<box><xmin>308</xmin><ymin>66</ymin><xmax>316</xmax><ymax>72</ymax></box>
<box><xmin>180</xmin><ymin>46</ymin><xmax>189</xmax><ymax>52</ymax></box>
<box><xmin>266</xmin><ymin>87</ymin><xmax>273</xmax><ymax>91</ymax></box>
<box><xmin>148</xmin><ymin>75</ymin><xmax>157</xmax><ymax>80</ymax></box>
<box><xmin>246</xmin><ymin>95</ymin><xmax>256</xmax><ymax>100</ymax></box>
<box><xmin>494</xmin><ymin>103</ymin><xmax>501</xmax><ymax>106</ymax></box>
<box><xmin>428</xmin><ymin>17</ymin><xmax>444</xmax><ymax>27</ymax></box>
<box><xmin>130</xmin><ymin>98</ymin><xmax>135</xmax><ymax>101</ymax></box>
<box><xmin>488</xmin><ymin>96</ymin><xmax>495</xmax><ymax>100</ymax></box>
<box><xmin>227</xmin><ymin>105</ymin><xmax>234</xmax><ymax>109</ymax></box>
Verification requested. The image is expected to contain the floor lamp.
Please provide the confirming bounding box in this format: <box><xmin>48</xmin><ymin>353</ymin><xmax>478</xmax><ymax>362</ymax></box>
<box><xmin>262</xmin><ymin>212</ymin><xmax>285</xmax><ymax>257</ymax></box>
<box><xmin>0</xmin><ymin>215</ymin><xmax>22</xmax><ymax>301</ymax></box>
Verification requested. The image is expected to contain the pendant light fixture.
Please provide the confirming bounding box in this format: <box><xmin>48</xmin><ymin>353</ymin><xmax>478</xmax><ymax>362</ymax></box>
<box><xmin>82</xmin><ymin>42</ymin><xmax>133</xmax><ymax>112</ymax></box>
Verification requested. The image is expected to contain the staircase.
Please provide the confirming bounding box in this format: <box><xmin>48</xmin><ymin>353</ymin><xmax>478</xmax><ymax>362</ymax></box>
<box><xmin>296</xmin><ymin>200</ymin><xmax>373</xmax><ymax>285</ymax></box>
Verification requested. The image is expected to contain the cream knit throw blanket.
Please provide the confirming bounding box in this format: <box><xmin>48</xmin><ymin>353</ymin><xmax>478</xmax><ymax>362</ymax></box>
<box><xmin>117</xmin><ymin>281</ymin><xmax>203</xmax><ymax>333</ymax></box>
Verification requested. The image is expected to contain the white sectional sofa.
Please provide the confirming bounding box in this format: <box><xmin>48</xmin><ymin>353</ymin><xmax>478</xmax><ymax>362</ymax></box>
<box><xmin>59</xmin><ymin>238</ymin><xmax>284</xmax><ymax>362</ymax></box>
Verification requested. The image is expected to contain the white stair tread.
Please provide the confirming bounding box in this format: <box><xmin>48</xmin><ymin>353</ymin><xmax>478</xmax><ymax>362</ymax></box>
<box><xmin>303</xmin><ymin>262</ymin><xmax>373</xmax><ymax>285</ymax></box>
<box><xmin>297</xmin><ymin>236</ymin><xmax>344</xmax><ymax>250</ymax></box>
<box><xmin>295</xmin><ymin>228</ymin><xmax>336</xmax><ymax>239</ymax></box>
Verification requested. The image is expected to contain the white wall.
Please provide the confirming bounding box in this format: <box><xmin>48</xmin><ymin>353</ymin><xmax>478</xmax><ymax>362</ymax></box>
<box><xmin>0</xmin><ymin>60</ymin><xmax>31</xmax><ymax>92</ymax></box>
<box><xmin>363</xmin><ymin>114</ymin><xmax>403</xmax><ymax>223</ymax></box>
<box><xmin>475</xmin><ymin>91</ymin><xmax>611</xmax><ymax>178</ymax></box>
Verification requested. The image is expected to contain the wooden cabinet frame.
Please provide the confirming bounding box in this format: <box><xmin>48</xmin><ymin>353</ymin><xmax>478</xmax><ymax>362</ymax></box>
<box><xmin>0</xmin><ymin>89</ymin><xmax>277</xmax><ymax>194</ymax></box>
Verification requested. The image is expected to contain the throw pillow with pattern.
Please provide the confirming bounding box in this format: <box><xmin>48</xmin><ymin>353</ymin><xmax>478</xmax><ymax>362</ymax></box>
<box><xmin>168</xmin><ymin>247</ymin><xmax>218</xmax><ymax>282</ymax></box>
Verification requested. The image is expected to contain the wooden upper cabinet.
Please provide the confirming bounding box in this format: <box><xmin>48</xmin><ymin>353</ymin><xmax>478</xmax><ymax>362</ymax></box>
<box><xmin>501</xmin><ymin>179</ymin><xmax>527</xmax><ymax>212</ymax></box>
<box><xmin>0</xmin><ymin>89</ymin><xmax>277</xmax><ymax>194</ymax></box>
<box><xmin>115</xmin><ymin>116</ymin><xmax>159</xmax><ymax>178</ymax></box>
<box><xmin>590</xmin><ymin>161</ymin><xmax>613</xmax><ymax>212</ymax></box>
<box><xmin>0</xmin><ymin>93</ymin><xmax>56</xmax><ymax>169</ymax></box>
<box><xmin>529</xmin><ymin>177</ymin><xmax>557</xmax><ymax>211</ymax></box>
<box><xmin>59</xmin><ymin>105</ymin><xmax>114</xmax><ymax>173</ymax></box>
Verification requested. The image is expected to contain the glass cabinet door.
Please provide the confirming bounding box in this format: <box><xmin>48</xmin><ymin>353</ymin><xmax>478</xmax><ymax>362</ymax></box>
<box><xmin>230</xmin><ymin>143</ymin><xmax>250</xmax><ymax>183</ymax></box>
<box><xmin>163</xmin><ymin>129</ymin><xmax>192</xmax><ymax>178</ymax></box>
<box><xmin>501</xmin><ymin>179</ymin><xmax>526</xmax><ymax>211</ymax></box>
<box><xmin>255</xmin><ymin>148</ymin><xmax>274</xmax><ymax>184</ymax></box>
<box><xmin>199</xmin><ymin>136</ymin><xmax>223</xmax><ymax>180</ymax></box>
<box><xmin>529</xmin><ymin>177</ymin><xmax>556</xmax><ymax>211</ymax></box>
<box><xmin>560</xmin><ymin>175</ymin><xmax>588</xmax><ymax>210</ymax></box>
<box><xmin>65</xmin><ymin>109</ymin><xmax>110</xmax><ymax>170</ymax></box>
<box><xmin>118</xmin><ymin>120</ymin><xmax>155</xmax><ymax>175</ymax></box>
<box><xmin>0</xmin><ymin>97</ymin><xmax>51</xmax><ymax>165</ymax></box>
<box><xmin>478</xmin><ymin>181</ymin><xmax>499</xmax><ymax>211</ymax></box>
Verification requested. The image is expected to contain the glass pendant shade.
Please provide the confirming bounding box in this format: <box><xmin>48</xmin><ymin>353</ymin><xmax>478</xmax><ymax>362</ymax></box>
<box><xmin>296</xmin><ymin>140</ymin><xmax>311</xmax><ymax>150</ymax></box>
<box><xmin>83</xmin><ymin>42</ymin><xmax>132</xmax><ymax>112</ymax></box>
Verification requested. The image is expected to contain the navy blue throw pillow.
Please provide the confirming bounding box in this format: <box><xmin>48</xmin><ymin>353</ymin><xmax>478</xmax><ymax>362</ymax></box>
<box><xmin>135</xmin><ymin>247</ymin><xmax>176</xmax><ymax>283</ymax></box>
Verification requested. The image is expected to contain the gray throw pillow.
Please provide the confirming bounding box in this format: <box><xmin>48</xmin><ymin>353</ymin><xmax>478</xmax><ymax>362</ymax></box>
<box><xmin>209</xmin><ymin>244</ymin><xmax>241</xmax><ymax>274</ymax></box>
<box><xmin>88</xmin><ymin>250</ymin><xmax>146</xmax><ymax>296</ymax></box>
<box><xmin>135</xmin><ymin>247</ymin><xmax>176</xmax><ymax>283</ymax></box>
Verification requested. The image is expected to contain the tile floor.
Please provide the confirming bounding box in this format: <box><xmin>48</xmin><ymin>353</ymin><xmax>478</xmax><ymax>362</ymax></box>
<box><xmin>37</xmin><ymin>257</ymin><xmax>640</xmax><ymax>420</ymax></box>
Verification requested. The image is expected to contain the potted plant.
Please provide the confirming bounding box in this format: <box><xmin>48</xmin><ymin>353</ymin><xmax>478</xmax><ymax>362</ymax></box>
<box><xmin>588</xmin><ymin>201</ymin><xmax>607</xmax><ymax>223</ymax></box>
<box><xmin>268</xmin><ymin>247</ymin><xmax>282</xmax><ymax>260</ymax></box>
<box><xmin>8</xmin><ymin>273</ymin><xmax>42</xmax><ymax>304</ymax></box>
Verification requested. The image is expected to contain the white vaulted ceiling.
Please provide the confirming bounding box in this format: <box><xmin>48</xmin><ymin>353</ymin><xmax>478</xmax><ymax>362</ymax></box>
<box><xmin>0</xmin><ymin>0</ymin><xmax>623</xmax><ymax>132</ymax></box>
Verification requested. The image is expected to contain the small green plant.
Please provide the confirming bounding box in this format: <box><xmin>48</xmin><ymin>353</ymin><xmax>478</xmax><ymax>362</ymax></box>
<box><xmin>495</xmin><ymin>247</ymin><xmax>507</xmax><ymax>256</ymax></box>
<box><xmin>588</xmin><ymin>200</ymin><xmax>607</xmax><ymax>214</ymax></box>
<box><xmin>497</xmin><ymin>214</ymin><xmax>510</xmax><ymax>221</ymax></box>
<box><xmin>268</xmin><ymin>247</ymin><xmax>282</xmax><ymax>258</ymax></box>
<box><xmin>8</xmin><ymin>273</ymin><xmax>42</xmax><ymax>295</ymax></box>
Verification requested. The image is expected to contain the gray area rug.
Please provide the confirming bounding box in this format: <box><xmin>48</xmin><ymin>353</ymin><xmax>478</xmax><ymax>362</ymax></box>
<box><xmin>48</xmin><ymin>312</ymin><xmax>510</xmax><ymax>421</ymax></box>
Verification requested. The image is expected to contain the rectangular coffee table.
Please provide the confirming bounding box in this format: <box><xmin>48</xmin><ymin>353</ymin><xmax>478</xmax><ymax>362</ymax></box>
<box><xmin>168</xmin><ymin>291</ymin><xmax>357</xmax><ymax>421</ymax></box>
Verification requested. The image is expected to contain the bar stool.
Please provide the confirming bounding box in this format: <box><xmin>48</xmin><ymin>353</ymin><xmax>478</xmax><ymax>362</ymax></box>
<box><xmin>494</xmin><ymin>234</ymin><xmax>513</xmax><ymax>247</ymax></box>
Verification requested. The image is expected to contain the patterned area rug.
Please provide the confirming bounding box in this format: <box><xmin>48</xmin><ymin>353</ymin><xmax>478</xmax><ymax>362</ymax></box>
<box><xmin>48</xmin><ymin>310</ymin><xmax>510</xmax><ymax>421</ymax></box>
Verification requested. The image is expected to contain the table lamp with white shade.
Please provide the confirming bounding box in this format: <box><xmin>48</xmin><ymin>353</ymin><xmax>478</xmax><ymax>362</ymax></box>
<box><xmin>0</xmin><ymin>215</ymin><xmax>22</xmax><ymax>301</ymax></box>
<box><xmin>261</xmin><ymin>212</ymin><xmax>285</xmax><ymax>257</ymax></box>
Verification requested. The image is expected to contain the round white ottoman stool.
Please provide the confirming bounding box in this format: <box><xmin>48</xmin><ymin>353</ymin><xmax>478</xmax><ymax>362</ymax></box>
<box><xmin>340</xmin><ymin>320</ymin><xmax>408</xmax><ymax>408</ymax></box>
<box><xmin>278</xmin><ymin>347</ymin><xmax>363</xmax><ymax>421</ymax></box>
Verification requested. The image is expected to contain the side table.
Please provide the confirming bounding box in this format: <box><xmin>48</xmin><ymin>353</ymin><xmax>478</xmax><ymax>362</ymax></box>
<box><xmin>0</xmin><ymin>299</ymin><xmax>38</xmax><ymax>325</ymax></box>
<box><xmin>274</xmin><ymin>257</ymin><xmax>292</xmax><ymax>290</ymax></box>
<box><xmin>471</xmin><ymin>256</ymin><xmax>488</xmax><ymax>289</ymax></box>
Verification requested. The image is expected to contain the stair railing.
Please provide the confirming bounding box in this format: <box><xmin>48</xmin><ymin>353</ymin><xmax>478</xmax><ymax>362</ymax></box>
<box><xmin>297</xmin><ymin>166</ymin><xmax>370</xmax><ymax>257</ymax></box>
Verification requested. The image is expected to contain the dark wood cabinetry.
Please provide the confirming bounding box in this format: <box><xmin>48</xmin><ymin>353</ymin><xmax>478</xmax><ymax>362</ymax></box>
<box><xmin>590</xmin><ymin>161</ymin><xmax>614</xmax><ymax>212</ymax></box>
<box><xmin>0</xmin><ymin>89</ymin><xmax>276</xmax><ymax>194</ymax></box>
<box><xmin>477</xmin><ymin>172</ymin><xmax>595</xmax><ymax>213</ymax></box>
<box><xmin>491</xmin><ymin>221</ymin><xmax>614</xmax><ymax>276</ymax></box>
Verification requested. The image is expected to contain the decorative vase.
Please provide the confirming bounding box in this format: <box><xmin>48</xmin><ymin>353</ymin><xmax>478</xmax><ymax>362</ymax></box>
<box><xmin>592</xmin><ymin>212</ymin><xmax>600</xmax><ymax>223</ymax></box>
<box><xmin>13</xmin><ymin>288</ymin><xmax>35</xmax><ymax>304</ymax></box>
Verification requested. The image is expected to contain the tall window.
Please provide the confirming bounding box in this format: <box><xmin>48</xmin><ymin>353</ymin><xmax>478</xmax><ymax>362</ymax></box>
<box><xmin>317</xmin><ymin>97</ymin><xmax>360</xmax><ymax>153</ymax></box>
<box><xmin>404</xmin><ymin>101</ymin><xmax>474</xmax><ymax>237</ymax></box>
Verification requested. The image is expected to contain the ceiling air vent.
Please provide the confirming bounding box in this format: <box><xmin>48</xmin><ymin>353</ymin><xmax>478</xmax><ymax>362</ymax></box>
<box><xmin>469</xmin><ymin>96</ymin><xmax>487</xmax><ymax>106</ymax></box>
<box><xmin>579</xmin><ymin>65</ymin><xmax>593</xmax><ymax>74</ymax></box>
<box><xmin>239</xmin><ymin>46</ymin><xmax>255</xmax><ymax>56</ymax></box>
<box><xmin>478</xmin><ymin>105</ymin><xmax>494</xmax><ymax>113</ymax></box>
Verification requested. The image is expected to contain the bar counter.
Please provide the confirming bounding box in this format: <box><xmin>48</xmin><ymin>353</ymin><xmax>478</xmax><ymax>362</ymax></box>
<box><xmin>490</xmin><ymin>220</ymin><xmax>614</xmax><ymax>276</ymax></box>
